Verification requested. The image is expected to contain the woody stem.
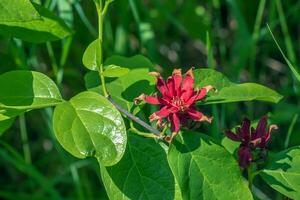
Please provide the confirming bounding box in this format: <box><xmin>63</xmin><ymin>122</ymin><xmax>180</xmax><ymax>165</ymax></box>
<box><xmin>108</xmin><ymin>96</ymin><xmax>162</xmax><ymax>136</ymax></box>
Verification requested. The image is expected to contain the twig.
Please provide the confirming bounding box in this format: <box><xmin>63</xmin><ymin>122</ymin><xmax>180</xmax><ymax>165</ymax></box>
<box><xmin>107</xmin><ymin>96</ymin><xmax>162</xmax><ymax>136</ymax></box>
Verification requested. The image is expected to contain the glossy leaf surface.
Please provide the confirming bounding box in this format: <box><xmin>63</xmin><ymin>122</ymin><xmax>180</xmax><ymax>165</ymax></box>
<box><xmin>53</xmin><ymin>91</ymin><xmax>127</xmax><ymax>166</ymax></box>
<box><xmin>82</xmin><ymin>39</ymin><xmax>100</xmax><ymax>71</ymax></box>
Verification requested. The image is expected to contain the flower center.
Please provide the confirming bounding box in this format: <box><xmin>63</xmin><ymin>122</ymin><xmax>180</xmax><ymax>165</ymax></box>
<box><xmin>171</xmin><ymin>97</ymin><xmax>187</xmax><ymax>112</ymax></box>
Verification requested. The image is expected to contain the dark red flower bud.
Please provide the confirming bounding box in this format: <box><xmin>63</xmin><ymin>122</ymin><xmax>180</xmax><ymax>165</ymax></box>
<box><xmin>225</xmin><ymin>116</ymin><xmax>278</xmax><ymax>169</ymax></box>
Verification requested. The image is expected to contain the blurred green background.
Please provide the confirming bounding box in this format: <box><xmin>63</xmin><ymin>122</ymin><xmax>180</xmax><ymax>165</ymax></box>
<box><xmin>0</xmin><ymin>0</ymin><xmax>299</xmax><ymax>199</ymax></box>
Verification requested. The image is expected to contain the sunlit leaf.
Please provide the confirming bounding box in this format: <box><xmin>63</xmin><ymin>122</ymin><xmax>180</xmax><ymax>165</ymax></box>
<box><xmin>102</xmin><ymin>65</ymin><xmax>130</xmax><ymax>77</ymax></box>
<box><xmin>82</xmin><ymin>39</ymin><xmax>101</xmax><ymax>71</ymax></box>
<box><xmin>168</xmin><ymin>132</ymin><xmax>253</xmax><ymax>200</ymax></box>
<box><xmin>53</xmin><ymin>91</ymin><xmax>127</xmax><ymax>166</ymax></box>
<box><xmin>194</xmin><ymin>69</ymin><xmax>283</xmax><ymax>104</ymax></box>
<box><xmin>0</xmin><ymin>0</ymin><xmax>40</xmax><ymax>22</ymax></box>
<box><xmin>260</xmin><ymin>146</ymin><xmax>300</xmax><ymax>199</ymax></box>
<box><xmin>0</xmin><ymin>3</ymin><xmax>72</xmax><ymax>43</ymax></box>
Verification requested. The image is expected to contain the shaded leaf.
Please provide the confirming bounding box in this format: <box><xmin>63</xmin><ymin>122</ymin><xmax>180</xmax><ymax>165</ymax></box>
<box><xmin>0</xmin><ymin>70</ymin><xmax>63</xmax><ymax>113</ymax></box>
<box><xmin>53</xmin><ymin>91</ymin><xmax>127</xmax><ymax>166</ymax></box>
<box><xmin>260</xmin><ymin>146</ymin><xmax>300</xmax><ymax>199</ymax></box>
<box><xmin>0</xmin><ymin>118</ymin><xmax>15</xmax><ymax>136</ymax></box>
<box><xmin>101</xmin><ymin>133</ymin><xmax>180</xmax><ymax>200</ymax></box>
<box><xmin>0</xmin><ymin>3</ymin><xmax>72</xmax><ymax>43</ymax></box>
<box><xmin>168</xmin><ymin>132</ymin><xmax>253</xmax><ymax>200</ymax></box>
<box><xmin>0</xmin><ymin>109</ymin><xmax>24</xmax><ymax>121</ymax></box>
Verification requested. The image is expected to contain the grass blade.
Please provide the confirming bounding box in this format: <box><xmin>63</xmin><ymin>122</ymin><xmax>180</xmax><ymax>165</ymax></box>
<box><xmin>267</xmin><ymin>24</ymin><xmax>300</xmax><ymax>82</ymax></box>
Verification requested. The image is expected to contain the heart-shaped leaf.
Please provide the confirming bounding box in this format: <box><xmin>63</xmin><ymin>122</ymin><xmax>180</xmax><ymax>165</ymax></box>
<box><xmin>100</xmin><ymin>133</ymin><xmax>180</xmax><ymax>200</ymax></box>
<box><xmin>260</xmin><ymin>146</ymin><xmax>300</xmax><ymax>199</ymax></box>
<box><xmin>53</xmin><ymin>91</ymin><xmax>127</xmax><ymax>166</ymax></box>
<box><xmin>194</xmin><ymin>69</ymin><xmax>282</xmax><ymax>104</ymax></box>
<box><xmin>168</xmin><ymin>132</ymin><xmax>253</xmax><ymax>200</ymax></box>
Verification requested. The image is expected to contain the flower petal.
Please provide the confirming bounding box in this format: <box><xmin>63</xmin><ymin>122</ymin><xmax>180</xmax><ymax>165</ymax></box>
<box><xmin>225</xmin><ymin>130</ymin><xmax>241</xmax><ymax>142</ymax></box>
<box><xmin>241</xmin><ymin>118</ymin><xmax>251</xmax><ymax>142</ymax></box>
<box><xmin>145</xmin><ymin>95</ymin><xmax>160</xmax><ymax>104</ymax></box>
<box><xmin>254</xmin><ymin>116</ymin><xmax>267</xmax><ymax>139</ymax></box>
<box><xmin>181</xmin><ymin>68</ymin><xmax>195</xmax><ymax>101</ymax></box>
<box><xmin>238</xmin><ymin>146</ymin><xmax>252</xmax><ymax>169</ymax></box>
<box><xmin>149</xmin><ymin>72</ymin><xmax>170</xmax><ymax>98</ymax></box>
<box><xmin>170</xmin><ymin>113</ymin><xmax>180</xmax><ymax>132</ymax></box>
<box><xmin>186</xmin><ymin>108</ymin><xmax>203</xmax><ymax>120</ymax></box>
<box><xmin>260</xmin><ymin>124</ymin><xmax>278</xmax><ymax>147</ymax></box>
<box><xmin>196</xmin><ymin>85</ymin><xmax>214</xmax><ymax>101</ymax></box>
<box><xmin>172</xmin><ymin>69</ymin><xmax>182</xmax><ymax>96</ymax></box>
<box><xmin>167</xmin><ymin>77</ymin><xmax>175</xmax><ymax>96</ymax></box>
<box><xmin>149</xmin><ymin>106</ymin><xmax>170</xmax><ymax>122</ymax></box>
<box><xmin>134</xmin><ymin>94</ymin><xmax>146</xmax><ymax>105</ymax></box>
<box><xmin>186</xmin><ymin>109</ymin><xmax>213</xmax><ymax>123</ymax></box>
<box><xmin>184</xmin><ymin>85</ymin><xmax>214</xmax><ymax>106</ymax></box>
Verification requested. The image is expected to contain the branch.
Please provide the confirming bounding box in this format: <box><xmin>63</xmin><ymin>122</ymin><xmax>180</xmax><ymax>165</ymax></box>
<box><xmin>107</xmin><ymin>96</ymin><xmax>162</xmax><ymax>137</ymax></box>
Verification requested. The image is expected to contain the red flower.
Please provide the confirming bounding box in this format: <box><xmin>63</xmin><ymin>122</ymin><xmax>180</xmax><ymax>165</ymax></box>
<box><xmin>225</xmin><ymin>116</ymin><xmax>278</xmax><ymax>169</ymax></box>
<box><xmin>135</xmin><ymin>68</ymin><xmax>213</xmax><ymax>139</ymax></box>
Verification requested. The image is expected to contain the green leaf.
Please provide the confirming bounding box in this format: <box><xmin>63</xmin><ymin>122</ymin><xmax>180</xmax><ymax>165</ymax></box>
<box><xmin>0</xmin><ymin>3</ymin><xmax>72</xmax><ymax>43</ymax></box>
<box><xmin>221</xmin><ymin>136</ymin><xmax>239</xmax><ymax>155</ymax></box>
<box><xmin>168</xmin><ymin>132</ymin><xmax>253</xmax><ymax>200</ymax></box>
<box><xmin>105</xmin><ymin>55</ymin><xmax>154</xmax><ymax>69</ymax></box>
<box><xmin>100</xmin><ymin>133</ymin><xmax>180</xmax><ymax>200</ymax></box>
<box><xmin>0</xmin><ymin>0</ymin><xmax>41</xmax><ymax>22</ymax></box>
<box><xmin>53</xmin><ymin>91</ymin><xmax>127</xmax><ymax>166</ymax></box>
<box><xmin>85</xmin><ymin>55</ymin><xmax>155</xmax><ymax>111</ymax></box>
<box><xmin>0</xmin><ymin>118</ymin><xmax>15</xmax><ymax>136</ymax></box>
<box><xmin>194</xmin><ymin>68</ymin><xmax>232</xmax><ymax>90</ymax></box>
<box><xmin>0</xmin><ymin>70</ymin><xmax>63</xmax><ymax>111</ymax></box>
<box><xmin>205</xmin><ymin>83</ymin><xmax>282</xmax><ymax>104</ymax></box>
<box><xmin>194</xmin><ymin>69</ymin><xmax>283</xmax><ymax>104</ymax></box>
<box><xmin>0</xmin><ymin>109</ymin><xmax>23</xmax><ymax>121</ymax></box>
<box><xmin>82</xmin><ymin>39</ymin><xmax>100</xmax><ymax>71</ymax></box>
<box><xmin>260</xmin><ymin>146</ymin><xmax>300</xmax><ymax>199</ymax></box>
<box><xmin>102</xmin><ymin>65</ymin><xmax>130</xmax><ymax>77</ymax></box>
